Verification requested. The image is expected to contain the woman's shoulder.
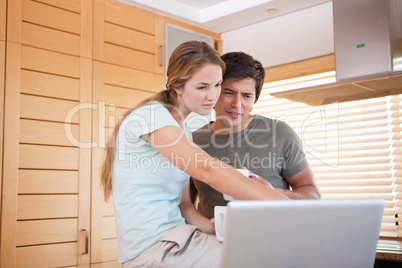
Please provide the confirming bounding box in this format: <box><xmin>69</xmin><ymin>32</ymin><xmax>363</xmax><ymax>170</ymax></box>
<box><xmin>128</xmin><ymin>101</ymin><xmax>167</xmax><ymax>117</ymax></box>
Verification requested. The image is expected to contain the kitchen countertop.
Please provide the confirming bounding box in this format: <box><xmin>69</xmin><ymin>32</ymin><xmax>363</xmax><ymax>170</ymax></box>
<box><xmin>376</xmin><ymin>251</ymin><xmax>402</xmax><ymax>262</ymax></box>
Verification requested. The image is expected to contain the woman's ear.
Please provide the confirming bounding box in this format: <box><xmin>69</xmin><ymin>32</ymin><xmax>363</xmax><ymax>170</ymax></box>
<box><xmin>173</xmin><ymin>87</ymin><xmax>183</xmax><ymax>95</ymax></box>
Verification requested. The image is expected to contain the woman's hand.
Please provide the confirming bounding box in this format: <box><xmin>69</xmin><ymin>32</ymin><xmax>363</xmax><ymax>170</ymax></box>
<box><xmin>208</xmin><ymin>218</ymin><xmax>216</xmax><ymax>235</ymax></box>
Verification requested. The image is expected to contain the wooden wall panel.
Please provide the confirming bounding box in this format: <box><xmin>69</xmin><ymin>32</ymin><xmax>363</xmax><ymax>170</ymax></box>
<box><xmin>93</xmin><ymin>0</ymin><xmax>105</xmax><ymax>60</ymax></box>
<box><xmin>20</xmin><ymin>119</ymin><xmax>79</xmax><ymax>146</ymax></box>
<box><xmin>264</xmin><ymin>54</ymin><xmax>335</xmax><ymax>83</ymax></box>
<box><xmin>101</xmin><ymin>239</ymin><xmax>119</xmax><ymax>262</ymax></box>
<box><xmin>19</xmin><ymin>144</ymin><xmax>79</xmax><ymax>169</ymax></box>
<box><xmin>0</xmin><ymin>0</ymin><xmax>4</xmax><ymax>257</ymax></box>
<box><xmin>22</xmin><ymin>22</ymin><xmax>80</xmax><ymax>56</ymax></box>
<box><xmin>104</xmin><ymin>43</ymin><xmax>155</xmax><ymax>72</ymax></box>
<box><xmin>103</xmin><ymin>63</ymin><xmax>157</xmax><ymax>92</ymax></box>
<box><xmin>16</xmin><ymin>219</ymin><xmax>77</xmax><ymax>246</ymax></box>
<box><xmin>104</xmin><ymin>107</ymin><xmax>127</xmax><ymax>129</ymax></box>
<box><xmin>22</xmin><ymin>0</ymin><xmax>80</xmax><ymax>34</ymax></box>
<box><xmin>105</xmin><ymin>126</ymin><xmax>118</xmax><ymax>143</ymax></box>
<box><xmin>7</xmin><ymin>0</ymin><xmax>22</xmax><ymax>43</ymax></box>
<box><xmin>0</xmin><ymin>40</ymin><xmax>3</xmax><ymax>222</ymax></box>
<box><xmin>1</xmin><ymin>41</ymin><xmax>21</xmax><ymax>268</ymax></box>
<box><xmin>34</xmin><ymin>0</ymin><xmax>81</xmax><ymax>13</ymax></box>
<box><xmin>0</xmin><ymin>0</ymin><xmax>5</xmax><ymax>41</ymax></box>
<box><xmin>21</xmin><ymin>45</ymin><xmax>80</xmax><ymax>78</ymax></box>
<box><xmin>77</xmin><ymin>0</ymin><xmax>93</xmax><ymax>261</ymax></box>
<box><xmin>0</xmin><ymin>0</ymin><xmax>5</xmax><ymax>225</ymax></box>
<box><xmin>105</xmin><ymin>0</ymin><xmax>155</xmax><ymax>34</ymax></box>
<box><xmin>91</xmin><ymin>60</ymin><xmax>107</xmax><ymax>263</ymax></box>
<box><xmin>20</xmin><ymin>94</ymin><xmax>79</xmax><ymax>123</ymax></box>
<box><xmin>17</xmin><ymin>195</ymin><xmax>78</xmax><ymax>219</ymax></box>
<box><xmin>21</xmin><ymin>70</ymin><xmax>80</xmax><ymax>100</ymax></box>
<box><xmin>104</xmin><ymin>85</ymin><xmax>153</xmax><ymax>108</ymax></box>
<box><xmin>16</xmin><ymin>243</ymin><xmax>77</xmax><ymax>268</ymax></box>
<box><xmin>104</xmin><ymin>22</ymin><xmax>155</xmax><ymax>54</ymax></box>
<box><xmin>102</xmin><ymin>201</ymin><xmax>115</xmax><ymax>217</ymax></box>
<box><xmin>155</xmin><ymin>73</ymin><xmax>166</xmax><ymax>92</ymax></box>
<box><xmin>91</xmin><ymin>261</ymin><xmax>121</xmax><ymax>268</ymax></box>
<box><xmin>102</xmin><ymin>217</ymin><xmax>117</xmax><ymax>239</ymax></box>
<box><xmin>18</xmin><ymin>169</ymin><xmax>78</xmax><ymax>194</ymax></box>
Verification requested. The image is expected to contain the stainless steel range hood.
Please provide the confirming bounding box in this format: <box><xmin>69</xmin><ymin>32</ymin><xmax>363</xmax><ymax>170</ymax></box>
<box><xmin>271</xmin><ymin>0</ymin><xmax>402</xmax><ymax>106</ymax></box>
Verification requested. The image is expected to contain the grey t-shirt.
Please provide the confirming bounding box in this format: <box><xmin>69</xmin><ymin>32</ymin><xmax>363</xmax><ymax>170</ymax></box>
<box><xmin>191</xmin><ymin>115</ymin><xmax>308</xmax><ymax>219</ymax></box>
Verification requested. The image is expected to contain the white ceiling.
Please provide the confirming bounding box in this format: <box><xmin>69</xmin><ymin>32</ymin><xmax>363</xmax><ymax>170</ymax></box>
<box><xmin>118</xmin><ymin>0</ymin><xmax>332</xmax><ymax>33</ymax></box>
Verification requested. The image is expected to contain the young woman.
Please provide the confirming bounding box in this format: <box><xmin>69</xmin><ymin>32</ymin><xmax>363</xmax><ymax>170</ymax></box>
<box><xmin>101</xmin><ymin>40</ymin><xmax>288</xmax><ymax>268</ymax></box>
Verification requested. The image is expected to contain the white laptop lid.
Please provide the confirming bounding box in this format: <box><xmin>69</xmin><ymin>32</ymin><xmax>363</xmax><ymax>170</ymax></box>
<box><xmin>220</xmin><ymin>199</ymin><xmax>384</xmax><ymax>268</ymax></box>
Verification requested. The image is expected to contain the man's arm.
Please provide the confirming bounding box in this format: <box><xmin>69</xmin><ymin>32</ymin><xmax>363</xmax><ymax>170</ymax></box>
<box><xmin>277</xmin><ymin>166</ymin><xmax>321</xmax><ymax>199</ymax></box>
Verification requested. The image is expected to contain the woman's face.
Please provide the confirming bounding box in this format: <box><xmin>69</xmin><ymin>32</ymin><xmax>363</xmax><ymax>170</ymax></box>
<box><xmin>174</xmin><ymin>63</ymin><xmax>222</xmax><ymax>118</ymax></box>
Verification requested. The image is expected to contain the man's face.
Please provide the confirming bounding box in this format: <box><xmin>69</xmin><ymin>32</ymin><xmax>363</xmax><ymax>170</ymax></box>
<box><xmin>213</xmin><ymin>77</ymin><xmax>256</xmax><ymax>133</ymax></box>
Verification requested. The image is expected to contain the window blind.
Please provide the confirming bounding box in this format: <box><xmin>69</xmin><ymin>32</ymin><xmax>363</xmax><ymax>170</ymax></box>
<box><xmin>254</xmin><ymin>73</ymin><xmax>402</xmax><ymax>251</ymax></box>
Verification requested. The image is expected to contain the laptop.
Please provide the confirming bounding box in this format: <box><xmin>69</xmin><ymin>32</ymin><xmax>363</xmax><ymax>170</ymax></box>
<box><xmin>219</xmin><ymin>199</ymin><xmax>385</xmax><ymax>268</ymax></box>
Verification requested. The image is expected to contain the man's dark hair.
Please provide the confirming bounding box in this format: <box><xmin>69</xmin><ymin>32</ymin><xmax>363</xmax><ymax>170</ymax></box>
<box><xmin>221</xmin><ymin>52</ymin><xmax>265</xmax><ymax>102</ymax></box>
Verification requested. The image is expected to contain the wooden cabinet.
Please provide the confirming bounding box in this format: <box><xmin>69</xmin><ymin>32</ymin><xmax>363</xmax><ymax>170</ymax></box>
<box><xmin>1</xmin><ymin>0</ymin><xmax>91</xmax><ymax>267</ymax></box>
<box><xmin>0</xmin><ymin>0</ymin><xmax>6</xmax><ymax>232</ymax></box>
<box><xmin>0</xmin><ymin>0</ymin><xmax>221</xmax><ymax>267</ymax></box>
<box><xmin>91</xmin><ymin>1</ymin><xmax>163</xmax><ymax>266</ymax></box>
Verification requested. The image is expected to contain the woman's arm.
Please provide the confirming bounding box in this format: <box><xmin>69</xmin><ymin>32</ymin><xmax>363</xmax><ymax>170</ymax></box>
<box><xmin>179</xmin><ymin>181</ymin><xmax>215</xmax><ymax>234</ymax></box>
<box><xmin>142</xmin><ymin>125</ymin><xmax>289</xmax><ymax>201</ymax></box>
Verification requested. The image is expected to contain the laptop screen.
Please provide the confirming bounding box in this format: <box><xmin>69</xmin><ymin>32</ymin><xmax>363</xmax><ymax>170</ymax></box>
<box><xmin>219</xmin><ymin>199</ymin><xmax>384</xmax><ymax>268</ymax></box>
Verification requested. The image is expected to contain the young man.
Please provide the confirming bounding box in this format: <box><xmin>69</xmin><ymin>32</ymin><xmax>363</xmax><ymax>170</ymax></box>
<box><xmin>190</xmin><ymin>52</ymin><xmax>321</xmax><ymax>219</ymax></box>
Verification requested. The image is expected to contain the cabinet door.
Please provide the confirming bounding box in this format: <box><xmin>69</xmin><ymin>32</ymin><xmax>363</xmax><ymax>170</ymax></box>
<box><xmin>0</xmin><ymin>0</ymin><xmax>221</xmax><ymax>267</ymax></box>
<box><xmin>90</xmin><ymin>1</ymin><xmax>221</xmax><ymax>266</ymax></box>
<box><xmin>0</xmin><ymin>0</ymin><xmax>92</xmax><ymax>267</ymax></box>
<box><xmin>0</xmin><ymin>0</ymin><xmax>5</xmax><ymax>220</ymax></box>
<box><xmin>91</xmin><ymin>1</ymin><xmax>160</xmax><ymax>265</ymax></box>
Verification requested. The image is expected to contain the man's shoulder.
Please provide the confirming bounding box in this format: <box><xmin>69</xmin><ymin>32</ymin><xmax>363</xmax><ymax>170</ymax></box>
<box><xmin>192</xmin><ymin>123</ymin><xmax>213</xmax><ymax>141</ymax></box>
<box><xmin>192</xmin><ymin>123</ymin><xmax>211</xmax><ymax>134</ymax></box>
<box><xmin>252</xmin><ymin>114</ymin><xmax>287</xmax><ymax>127</ymax></box>
<box><xmin>251</xmin><ymin>115</ymin><xmax>298</xmax><ymax>136</ymax></box>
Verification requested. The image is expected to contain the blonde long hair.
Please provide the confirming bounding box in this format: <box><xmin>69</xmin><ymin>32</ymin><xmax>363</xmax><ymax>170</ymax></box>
<box><xmin>100</xmin><ymin>41</ymin><xmax>225</xmax><ymax>202</ymax></box>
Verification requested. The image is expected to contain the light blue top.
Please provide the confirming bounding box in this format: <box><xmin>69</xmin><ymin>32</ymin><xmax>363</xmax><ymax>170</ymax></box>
<box><xmin>112</xmin><ymin>101</ymin><xmax>192</xmax><ymax>263</ymax></box>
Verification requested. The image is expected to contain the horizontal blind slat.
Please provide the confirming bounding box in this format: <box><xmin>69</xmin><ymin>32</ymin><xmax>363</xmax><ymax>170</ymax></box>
<box><xmin>256</xmin><ymin>82</ymin><xmax>402</xmax><ymax>242</ymax></box>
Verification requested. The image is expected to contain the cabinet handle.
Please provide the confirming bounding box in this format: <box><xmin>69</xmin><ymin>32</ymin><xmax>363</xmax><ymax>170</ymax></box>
<box><xmin>83</xmin><ymin>228</ymin><xmax>89</xmax><ymax>255</ymax></box>
<box><xmin>160</xmin><ymin>45</ymin><xmax>165</xmax><ymax>66</ymax></box>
